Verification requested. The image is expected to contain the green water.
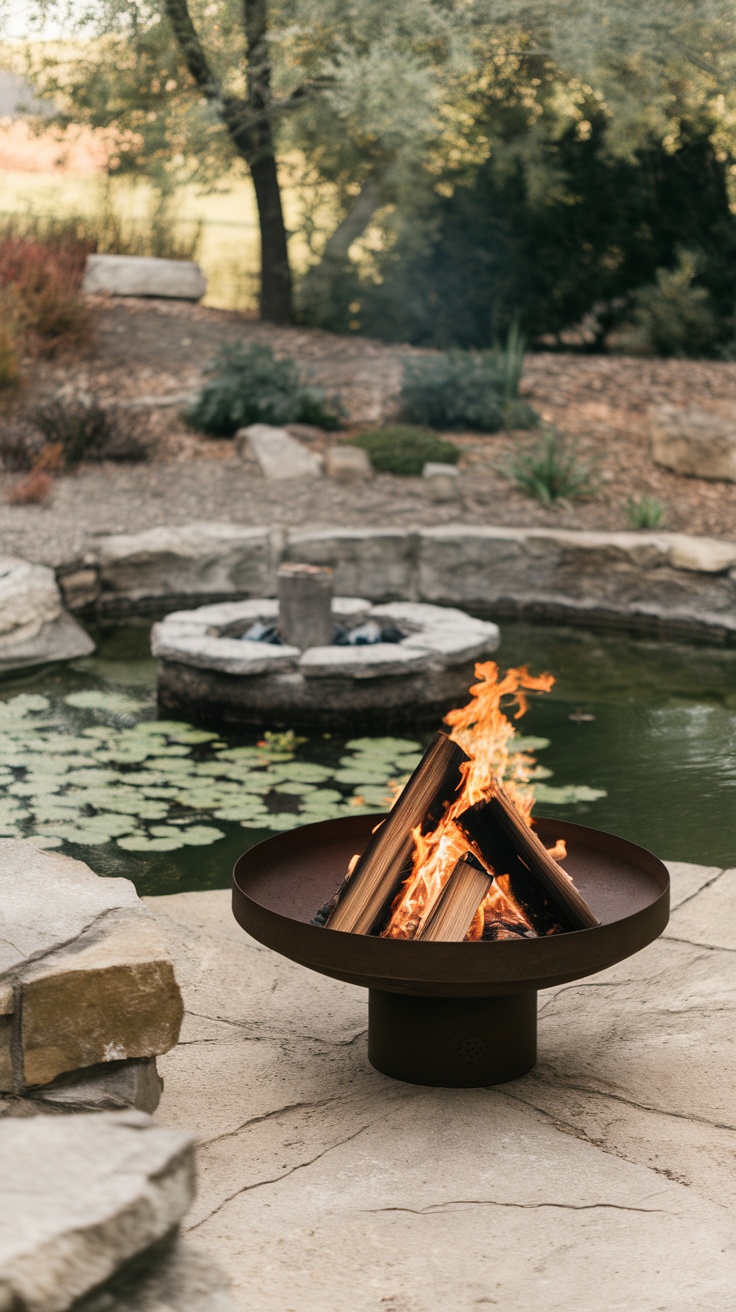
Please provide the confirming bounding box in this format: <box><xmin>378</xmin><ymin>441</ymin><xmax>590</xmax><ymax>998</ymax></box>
<box><xmin>0</xmin><ymin>617</ymin><xmax>733</xmax><ymax>894</ymax></box>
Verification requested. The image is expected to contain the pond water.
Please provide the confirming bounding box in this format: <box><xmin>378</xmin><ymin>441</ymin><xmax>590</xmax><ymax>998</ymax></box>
<box><xmin>0</xmin><ymin>617</ymin><xmax>733</xmax><ymax>895</ymax></box>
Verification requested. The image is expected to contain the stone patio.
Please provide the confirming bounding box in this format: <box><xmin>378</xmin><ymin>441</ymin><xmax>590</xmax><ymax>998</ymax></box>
<box><xmin>147</xmin><ymin>859</ymin><xmax>736</xmax><ymax>1311</ymax></box>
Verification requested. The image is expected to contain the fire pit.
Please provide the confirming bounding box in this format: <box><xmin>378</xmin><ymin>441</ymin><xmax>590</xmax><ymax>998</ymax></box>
<box><xmin>232</xmin><ymin>814</ymin><xmax>669</xmax><ymax>1086</ymax></box>
<box><xmin>232</xmin><ymin>661</ymin><xmax>669</xmax><ymax>1086</ymax></box>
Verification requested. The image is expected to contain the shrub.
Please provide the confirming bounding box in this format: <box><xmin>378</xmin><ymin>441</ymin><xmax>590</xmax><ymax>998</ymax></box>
<box><xmin>401</xmin><ymin>352</ymin><xmax>503</xmax><ymax>431</ymax></box>
<box><xmin>184</xmin><ymin>342</ymin><xmax>342</xmax><ymax>437</ymax></box>
<box><xmin>6</xmin><ymin>470</ymin><xmax>54</xmax><ymax>506</ymax></box>
<box><xmin>31</xmin><ymin>396</ymin><xmax>150</xmax><ymax>466</ymax></box>
<box><xmin>0</xmin><ymin>234</ymin><xmax>90</xmax><ymax>353</ymax></box>
<box><xmin>616</xmin><ymin>251</ymin><xmax>719</xmax><ymax>358</ymax></box>
<box><xmin>0</xmin><ymin>296</ymin><xmax>25</xmax><ymax>388</ymax></box>
<box><xmin>626</xmin><ymin>494</ymin><xmax>667</xmax><ymax>529</ymax></box>
<box><xmin>507</xmin><ymin>430</ymin><xmax>598</xmax><ymax>504</ymax></box>
<box><xmin>351</xmin><ymin>425</ymin><xmax>460</xmax><ymax>476</ymax></box>
<box><xmin>0</xmin><ymin>418</ymin><xmax>45</xmax><ymax>471</ymax></box>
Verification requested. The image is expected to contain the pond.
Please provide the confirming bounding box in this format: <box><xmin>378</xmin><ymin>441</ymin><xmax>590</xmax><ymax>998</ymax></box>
<box><xmin>0</xmin><ymin>617</ymin><xmax>733</xmax><ymax>895</ymax></box>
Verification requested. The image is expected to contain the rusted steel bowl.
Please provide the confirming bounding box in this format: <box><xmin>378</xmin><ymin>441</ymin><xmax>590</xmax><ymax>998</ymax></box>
<box><xmin>232</xmin><ymin>815</ymin><xmax>669</xmax><ymax>1087</ymax></box>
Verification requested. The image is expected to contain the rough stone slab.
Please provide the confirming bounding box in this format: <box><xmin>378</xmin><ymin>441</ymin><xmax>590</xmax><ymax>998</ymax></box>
<box><xmin>83</xmin><ymin>253</ymin><xmax>206</xmax><ymax>301</ymax></box>
<box><xmin>324</xmin><ymin>445</ymin><xmax>372</xmax><ymax>483</ymax></box>
<box><xmin>666</xmin><ymin>867</ymin><xmax>736</xmax><ymax>950</ymax></box>
<box><xmin>151</xmin><ymin>629</ymin><xmax>300</xmax><ymax>676</ymax></box>
<box><xmin>97</xmin><ymin>524</ymin><xmax>274</xmax><ymax>603</ymax></box>
<box><xmin>0</xmin><ymin>1111</ymin><xmax>195</xmax><ymax>1312</ymax></box>
<box><xmin>667</xmin><ymin>535</ymin><xmax>736</xmax><ymax>573</ymax></box>
<box><xmin>285</xmin><ymin>528</ymin><xmax>416</xmax><ymax>600</ymax></box>
<box><xmin>298</xmin><ymin>642</ymin><xmax>431</xmax><ymax>678</ymax></box>
<box><xmin>0</xmin><ymin>843</ymin><xmax>140</xmax><ymax>978</ymax></box>
<box><xmin>0</xmin><ymin>841</ymin><xmax>182</xmax><ymax>1092</ymax></box>
<box><xmin>22</xmin><ymin>916</ymin><xmax>183</xmax><ymax>1087</ymax></box>
<box><xmin>0</xmin><ymin>985</ymin><xmax>11</xmax><ymax>1093</ymax></box>
<box><xmin>371</xmin><ymin>601</ymin><xmax>500</xmax><ymax>664</ymax></box>
<box><xmin>235</xmin><ymin>424</ymin><xmax>323</xmax><ymax>481</ymax></box>
<box><xmin>147</xmin><ymin>873</ymin><xmax>736</xmax><ymax>1310</ymax></box>
<box><xmin>652</xmin><ymin>407</ymin><xmax>736</xmax><ymax>482</ymax></box>
<box><xmin>0</xmin><ymin>557</ymin><xmax>94</xmax><ymax>672</ymax></box>
<box><xmin>57</xmin><ymin>566</ymin><xmax>100</xmax><ymax>611</ymax></box>
<box><xmin>0</xmin><ymin>1057</ymin><xmax>163</xmax><ymax>1118</ymax></box>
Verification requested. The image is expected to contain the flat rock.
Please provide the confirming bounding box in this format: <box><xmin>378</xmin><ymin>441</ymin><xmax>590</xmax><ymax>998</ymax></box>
<box><xmin>147</xmin><ymin>863</ymin><xmax>736</xmax><ymax>1310</ymax></box>
<box><xmin>83</xmin><ymin>254</ymin><xmax>206</xmax><ymax>301</ymax></box>
<box><xmin>151</xmin><ymin>629</ymin><xmax>300</xmax><ymax>676</ymax></box>
<box><xmin>235</xmin><ymin>424</ymin><xmax>323</xmax><ymax>480</ymax></box>
<box><xmin>298</xmin><ymin>642</ymin><xmax>431</xmax><ymax>678</ymax></box>
<box><xmin>324</xmin><ymin>445</ymin><xmax>372</xmax><ymax>482</ymax></box>
<box><xmin>0</xmin><ymin>557</ymin><xmax>94</xmax><ymax>672</ymax></box>
<box><xmin>97</xmin><ymin>524</ymin><xmax>274</xmax><ymax>604</ymax></box>
<box><xmin>0</xmin><ymin>841</ymin><xmax>182</xmax><ymax>1092</ymax></box>
<box><xmin>0</xmin><ymin>1111</ymin><xmax>195</xmax><ymax>1312</ymax></box>
<box><xmin>0</xmin><ymin>1057</ymin><xmax>163</xmax><ymax>1117</ymax></box>
<box><xmin>422</xmin><ymin>461</ymin><xmax>460</xmax><ymax>501</ymax></box>
<box><xmin>652</xmin><ymin>407</ymin><xmax>736</xmax><ymax>482</ymax></box>
<box><xmin>76</xmin><ymin>1238</ymin><xmax>240</xmax><ymax>1312</ymax></box>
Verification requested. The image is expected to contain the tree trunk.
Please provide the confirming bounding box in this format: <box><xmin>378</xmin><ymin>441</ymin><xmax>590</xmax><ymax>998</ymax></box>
<box><xmin>250</xmin><ymin>150</ymin><xmax>293</xmax><ymax>323</ymax></box>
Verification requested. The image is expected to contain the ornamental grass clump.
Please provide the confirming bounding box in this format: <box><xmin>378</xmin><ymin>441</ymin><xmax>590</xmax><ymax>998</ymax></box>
<box><xmin>507</xmin><ymin>429</ymin><xmax>598</xmax><ymax>505</ymax></box>
<box><xmin>400</xmin><ymin>330</ymin><xmax>537</xmax><ymax>433</ymax></box>
<box><xmin>626</xmin><ymin>494</ymin><xmax>667</xmax><ymax>529</ymax></box>
<box><xmin>185</xmin><ymin>341</ymin><xmax>342</xmax><ymax>436</ymax></box>
<box><xmin>351</xmin><ymin>425</ymin><xmax>461</xmax><ymax>476</ymax></box>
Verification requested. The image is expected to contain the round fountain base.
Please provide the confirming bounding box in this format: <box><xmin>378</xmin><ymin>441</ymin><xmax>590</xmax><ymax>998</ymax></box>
<box><xmin>152</xmin><ymin>598</ymin><xmax>500</xmax><ymax>730</ymax></box>
<box><xmin>368</xmin><ymin>989</ymin><xmax>537</xmax><ymax>1087</ymax></box>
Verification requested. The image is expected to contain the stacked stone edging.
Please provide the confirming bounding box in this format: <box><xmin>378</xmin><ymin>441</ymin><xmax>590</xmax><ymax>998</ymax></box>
<box><xmin>56</xmin><ymin>523</ymin><xmax>736</xmax><ymax>643</ymax></box>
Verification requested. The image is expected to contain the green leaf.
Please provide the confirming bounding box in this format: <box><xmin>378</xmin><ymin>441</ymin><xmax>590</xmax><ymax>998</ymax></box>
<box><xmin>533</xmin><ymin>784</ymin><xmax>607</xmax><ymax>804</ymax></box>
<box><xmin>64</xmin><ymin>691</ymin><xmax>144</xmax><ymax>713</ymax></box>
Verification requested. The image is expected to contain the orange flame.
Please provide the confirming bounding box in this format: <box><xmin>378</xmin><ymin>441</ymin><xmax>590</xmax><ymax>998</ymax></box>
<box><xmin>382</xmin><ymin>662</ymin><xmax>558</xmax><ymax>940</ymax></box>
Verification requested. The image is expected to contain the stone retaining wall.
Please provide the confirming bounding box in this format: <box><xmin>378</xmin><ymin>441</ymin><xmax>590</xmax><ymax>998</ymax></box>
<box><xmin>57</xmin><ymin>523</ymin><xmax>736</xmax><ymax>643</ymax></box>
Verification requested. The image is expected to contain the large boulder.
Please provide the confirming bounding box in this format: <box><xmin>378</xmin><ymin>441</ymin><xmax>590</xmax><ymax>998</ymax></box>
<box><xmin>0</xmin><ymin>841</ymin><xmax>182</xmax><ymax>1099</ymax></box>
<box><xmin>0</xmin><ymin>1111</ymin><xmax>195</xmax><ymax>1312</ymax></box>
<box><xmin>83</xmin><ymin>254</ymin><xmax>206</xmax><ymax>301</ymax></box>
<box><xmin>0</xmin><ymin>557</ymin><xmax>94</xmax><ymax>672</ymax></box>
<box><xmin>652</xmin><ymin>407</ymin><xmax>736</xmax><ymax>482</ymax></box>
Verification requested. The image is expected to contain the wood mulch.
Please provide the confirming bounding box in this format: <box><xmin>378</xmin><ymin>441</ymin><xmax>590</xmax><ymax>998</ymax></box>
<box><xmin>1</xmin><ymin>297</ymin><xmax>734</xmax><ymax>569</ymax></box>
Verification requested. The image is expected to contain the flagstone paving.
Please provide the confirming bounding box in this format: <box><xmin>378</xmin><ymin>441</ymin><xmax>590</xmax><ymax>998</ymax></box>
<box><xmin>148</xmin><ymin>859</ymin><xmax>736</xmax><ymax>1312</ymax></box>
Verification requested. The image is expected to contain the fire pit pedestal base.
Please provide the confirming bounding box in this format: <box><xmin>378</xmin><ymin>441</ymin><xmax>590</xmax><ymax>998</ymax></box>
<box><xmin>368</xmin><ymin>989</ymin><xmax>536</xmax><ymax>1087</ymax></box>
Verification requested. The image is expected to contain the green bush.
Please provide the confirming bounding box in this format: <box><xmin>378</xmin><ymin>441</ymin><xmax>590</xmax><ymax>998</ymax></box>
<box><xmin>616</xmin><ymin>251</ymin><xmax>720</xmax><ymax>358</ymax></box>
<box><xmin>401</xmin><ymin>352</ymin><xmax>503</xmax><ymax>431</ymax></box>
<box><xmin>351</xmin><ymin>425</ymin><xmax>461</xmax><ymax>476</ymax></box>
<box><xmin>400</xmin><ymin>347</ymin><xmax>536</xmax><ymax>432</ymax></box>
<box><xmin>507</xmin><ymin>430</ymin><xmax>597</xmax><ymax>504</ymax></box>
<box><xmin>626</xmin><ymin>495</ymin><xmax>667</xmax><ymax>529</ymax></box>
<box><xmin>184</xmin><ymin>342</ymin><xmax>342</xmax><ymax>436</ymax></box>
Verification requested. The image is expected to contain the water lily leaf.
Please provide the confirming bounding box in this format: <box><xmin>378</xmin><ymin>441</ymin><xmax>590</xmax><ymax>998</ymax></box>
<box><xmin>212</xmin><ymin>746</ymin><xmax>271</xmax><ymax>763</ymax></box>
<box><xmin>1</xmin><ymin>694</ymin><xmax>51</xmax><ymax>715</ymax></box>
<box><xmin>27</xmin><ymin>834</ymin><xmax>63</xmax><ymax>849</ymax></box>
<box><xmin>78</xmin><ymin>813</ymin><xmax>138</xmax><ymax>837</ymax></box>
<box><xmin>64</xmin><ymin>769</ymin><xmax>121</xmax><ymax>787</ymax></box>
<box><xmin>299</xmin><ymin>788</ymin><xmax>344</xmax><ymax>806</ymax></box>
<box><xmin>117</xmin><ymin>834</ymin><xmax>183</xmax><ymax>852</ymax></box>
<box><xmin>333</xmin><ymin>769</ymin><xmax>391</xmax><ymax>786</ymax></box>
<box><xmin>349</xmin><ymin>785</ymin><xmax>394</xmax><ymax>807</ymax></box>
<box><xmin>268</xmin><ymin>762</ymin><xmax>333</xmax><ymax>783</ymax></box>
<box><xmin>9</xmin><ymin>780</ymin><xmax>61</xmax><ymax>797</ymax></box>
<box><xmin>214</xmin><ymin>803</ymin><xmax>268</xmax><ymax>821</ymax></box>
<box><xmin>272</xmin><ymin>781</ymin><xmax>317</xmax><ymax>796</ymax></box>
<box><xmin>141</xmin><ymin>758</ymin><xmax>199</xmax><ymax>774</ymax></box>
<box><xmin>391</xmin><ymin>754</ymin><xmax>422</xmax><ymax>773</ymax></box>
<box><xmin>532</xmin><ymin>783</ymin><xmax>607</xmax><ymax>804</ymax></box>
<box><xmin>177</xmin><ymin>824</ymin><xmax>225</xmax><ymax>846</ymax></box>
<box><xmin>344</xmin><ymin>736</ymin><xmax>421</xmax><ymax>755</ymax></box>
<box><xmin>262</xmin><ymin>813</ymin><xmax>302</xmax><ymax>832</ymax></box>
<box><xmin>64</xmin><ymin>691</ymin><xmax>144</xmax><ymax>713</ymax></box>
<box><xmin>511</xmin><ymin>736</ymin><xmax>551</xmax><ymax>753</ymax></box>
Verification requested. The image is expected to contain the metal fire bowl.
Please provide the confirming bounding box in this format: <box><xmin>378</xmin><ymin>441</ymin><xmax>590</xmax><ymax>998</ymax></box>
<box><xmin>232</xmin><ymin>815</ymin><xmax>669</xmax><ymax>1087</ymax></box>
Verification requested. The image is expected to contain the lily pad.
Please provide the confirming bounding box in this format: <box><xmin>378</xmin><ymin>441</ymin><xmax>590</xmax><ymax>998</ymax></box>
<box><xmin>533</xmin><ymin>783</ymin><xmax>607</xmax><ymax>804</ymax></box>
<box><xmin>117</xmin><ymin>834</ymin><xmax>183</xmax><ymax>852</ymax></box>
<box><xmin>64</xmin><ymin>691</ymin><xmax>144</xmax><ymax>714</ymax></box>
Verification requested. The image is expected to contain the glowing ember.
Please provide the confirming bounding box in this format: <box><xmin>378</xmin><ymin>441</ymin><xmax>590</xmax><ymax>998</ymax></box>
<box><xmin>382</xmin><ymin>662</ymin><xmax>562</xmax><ymax>941</ymax></box>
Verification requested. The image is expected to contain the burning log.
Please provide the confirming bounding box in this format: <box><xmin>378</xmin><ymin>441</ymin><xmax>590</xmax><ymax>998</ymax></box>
<box><xmin>415</xmin><ymin>854</ymin><xmax>492</xmax><ymax>942</ymax></box>
<box><xmin>326</xmin><ymin>732</ymin><xmax>468</xmax><ymax>935</ymax></box>
<box><xmin>460</xmin><ymin>779</ymin><xmax>599</xmax><ymax>932</ymax></box>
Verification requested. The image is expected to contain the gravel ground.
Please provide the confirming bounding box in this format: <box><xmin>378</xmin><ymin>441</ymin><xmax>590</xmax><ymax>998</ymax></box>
<box><xmin>1</xmin><ymin>298</ymin><xmax>735</xmax><ymax>568</ymax></box>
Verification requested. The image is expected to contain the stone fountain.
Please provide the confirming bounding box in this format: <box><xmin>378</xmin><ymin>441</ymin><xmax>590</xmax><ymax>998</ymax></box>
<box><xmin>151</xmin><ymin>564</ymin><xmax>499</xmax><ymax>730</ymax></box>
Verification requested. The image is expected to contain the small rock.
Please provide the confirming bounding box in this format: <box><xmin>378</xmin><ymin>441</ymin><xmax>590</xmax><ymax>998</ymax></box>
<box><xmin>83</xmin><ymin>254</ymin><xmax>206</xmax><ymax>301</ymax></box>
<box><xmin>235</xmin><ymin>424</ymin><xmax>323</xmax><ymax>481</ymax></box>
<box><xmin>0</xmin><ymin>1111</ymin><xmax>195</xmax><ymax>1312</ymax></box>
<box><xmin>325</xmin><ymin>445</ymin><xmax>373</xmax><ymax>483</ymax></box>
<box><xmin>652</xmin><ymin>407</ymin><xmax>736</xmax><ymax>482</ymax></box>
<box><xmin>422</xmin><ymin>462</ymin><xmax>460</xmax><ymax>501</ymax></box>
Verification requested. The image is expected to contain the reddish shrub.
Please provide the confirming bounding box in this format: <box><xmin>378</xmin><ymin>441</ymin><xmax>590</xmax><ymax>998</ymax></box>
<box><xmin>6</xmin><ymin>469</ymin><xmax>54</xmax><ymax>505</ymax></box>
<box><xmin>0</xmin><ymin>235</ymin><xmax>91</xmax><ymax>352</ymax></box>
